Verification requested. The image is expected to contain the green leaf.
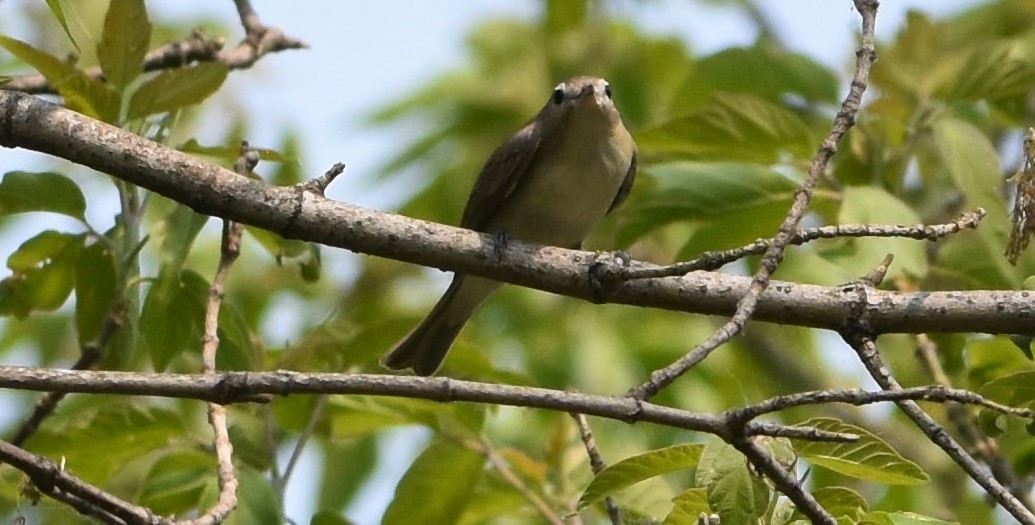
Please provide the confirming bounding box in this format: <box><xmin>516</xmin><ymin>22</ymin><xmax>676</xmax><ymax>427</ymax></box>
<box><xmin>213</xmin><ymin>292</ymin><xmax>258</xmax><ymax>371</ymax></box>
<box><xmin>0</xmin><ymin>171</ymin><xmax>87</xmax><ymax>220</ymax></box>
<box><xmin>862</xmin><ymin>511</ymin><xmax>961</xmax><ymax>525</ymax></box>
<box><xmin>27</xmin><ymin>402</ymin><xmax>187</xmax><ymax>482</ymax></box>
<box><xmin>225</xmin><ymin>466</ymin><xmax>281</xmax><ymax>525</ymax></box>
<box><xmin>924</xmin><ymin>117</ymin><xmax>1015</xmax><ymax>288</ymax></box>
<box><xmin>127</xmin><ymin>62</ymin><xmax>229</xmax><ymax>120</ymax></box>
<box><xmin>75</xmin><ymin>241</ymin><xmax>118</xmax><ymax>345</ymax></box>
<box><xmin>823</xmin><ymin>186</ymin><xmax>927</xmax><ymax>280</ymax></box>
<box><xmin>317</xmin><ymin>437</ymin><xmax>378</xmax><ymax>513</ymax></box>
<box><xmin>139</xmin><ymin>448</ymin><xmax>214</xmax><ymax>515</ymax></box>
<box><xmin>578</xmin><ymin>443</ymin><xmax>704</xmax><ymax>509</ymax></box>
<box><xmin>324</xmin><ymin>396</ymin><xmax>486</xmax><ymax>438</ymax></box>
<box><xmin>178</xmin><ymin>139</ymin><xmax>296</xmax><ymax>165</ymax></box>
<box><xmin>97</xmin><ymin>0</ymin><xmax>151</xmax><ymax>90</ymax></box>
<box><xmin>247</xmin><ymin>227</ymin><xmax>322</xmax><ymax>281</ymax></box>
<box><xmin>793</xmin><ymin>418</ymin><xmax>929</xmax><ymax>485</ymax></box>
<box><xmin>141</xmin><ymin>268</ymin><xmax>256</xmax><ymax>371</ymax></box>
<box><xmin>0</xmin><ymin>231</ymin><xmax>82</xmax><ymax>318</ymax></box>
<box><xmin>977</xmin><ymin>370</ymin><xmax>1035</xmax><ymax>406</ymax></box>
<box><xmin>790</xmin><ymin>486</ymin><xmax>867</xmax><ymax>521</ymax></box>
<box><xmin>618</xmin><ymin>162</ymin><xmax>837</xmax><ymax>249</ymax></box>
<box><xmin>382</xmin><ymin>438</ymin><xmax>484</xmax><ymax>525</ymax></box>
<box><xmin>949</xmin><ymin>41</ymin><xmax>1035</xmax><ymax>101</ymax></box>
<box><xmin>964</xmin><ymin>336</ymin><xmax>1035</xmax><ymax>388</ymax></box>
<box><xmin>696</xmin><ymin>438</ymin><xmax>769</xmax><ymax>525</ymax></box>
<box><xmin>140</xmin><ymin>269</ymin><xmax>205</xmax><ymax>371</ymax></box>
<box><xmin>0</xmin><ymin>35</ymin><xmax>119</xmax><ymax>122</ymax></box>
<box><xmin>44</xmin><ymin>0</ymin><xmax>79</xmax><ymax>51</ymax></box>
<box><xmin>155</xmin><ymin>204</ymin><xmax>209</xmax><ymax>272</ymax></box>
<box><xmin>637</xmin><ymin>93</ymin><xmax>816</xmax><ymax>163</ymax></box>
<box><xmin>311</xmin><ymin>512</ymin><xmax>356</xmax><ymax>525</ymax></box>
<box><xmin>680</xmin><ymin>45</ymin><xmax>839</xmax><ymax>110</ymax></box>
<box><xmin>662</xmin><ymin>488</ymin><xmax>711</xmax><ymax>525</ymax></box>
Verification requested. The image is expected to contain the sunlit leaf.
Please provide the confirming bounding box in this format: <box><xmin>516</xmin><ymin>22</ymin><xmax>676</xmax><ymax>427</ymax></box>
<box><xmin>27</xmin><ymin>402</ymin><xmax>187</xmax><ymax>482</ymax></box>
<box><xmin>177</xmin><ymin>139</ymin><xmax>295</xmax><ymax>164</ymax></box>
<box><xmin>677</xmin><ymin>44</ymin><xmax>839</xmax><ymax>111</ymax></box>
<box><xmin>964</xmin><ymin>336</ymin><xmax>1035</xmax><ymax>388</ymax></box>
<box><xmin>924</xmin><ymin>117</ymin><xmax>1016</xmax><ymax>289</ymax></box>
<box><xmin>862</xmin><ymin>511</ymin><xmax>962</xmax><ymax>525</ymax></box>
<box><xmin>0</xmin><ymin>231</ymin><xmax>82</xmax><ymax>318</ymax></box>
<box><xmin>43</xmin><ymin>0</ymin><xmax>79</xmax><ymax>51</ymax></box>
<box><xmin>637</xmin><ymin>93</ymin><xmax>816</xmax><ymax>163</ymax></box>
<box><xmin>696</xmin><ymin>438</ymin><xmax>769</xmax><ymax>525</ymax></box>
<box><xmin>382</xmin><ymin>438</ymin><xmax>484</xmax><ymax>525</ymax></box>
<box><xmin>578</xmin><ymin>443</ymin><xmax>704</xmax><ymax>509</ymax></box>
<box><xmin>793</xmin><ymin>418</ymin><xmax>929</xmax><ymax>485</ymax></box>
<box><xmin>823</xmin><ymin>186</ymin><xmax>927</xmax><ymax>280</ymax></box>
<box><xmin>127</xmin><ymin>62</ymin><xmax>229</xmax><ymax>120</ymax></box>
<box><xmin>949</xmin><ymin>41</ymin><xmax>1035</xmax><ymax>101</ymax></box>
<box><xmin>0</xmin><ymin>171</ymin><xmax>87</xmax><ymax>220</ymax></box>
<box><xmin>0</xmin><ymin>35</ymin><xmax>119</xmax><ymax>122</ymax></box>
<box><xmin>790</xmin><ymin>486</ymin><xmax>867</xmax><ymax>521</ymax></box>
<box><xmin>618</xmin><ymin>161</ymin><xmax>837</xmax><ymax>250</ymax></box>
<box><xmin>97</xmin><ymin>0</ymin><xmax>151</xmax><ymax>91</ymax></box>
<box><xmin>977</xmin><ymin>370</ymin><xmax>1035</xmax><ymax>406</ymax></box>
<box><xmin>154</xmin><ymin>204</ymin><xmax>208</xmax><ymax>272</ymax></box>
<box><xmin>661</xmin><ymin>488</ymin><xmax>711</xmax><ymax>525</ymax></box>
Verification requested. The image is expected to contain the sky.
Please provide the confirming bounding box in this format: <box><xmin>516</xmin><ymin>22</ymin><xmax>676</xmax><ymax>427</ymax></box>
<box><xmin>0</xmin><ymin>1</ymin><xmax>984</xmax><ymax>523</ymax></box>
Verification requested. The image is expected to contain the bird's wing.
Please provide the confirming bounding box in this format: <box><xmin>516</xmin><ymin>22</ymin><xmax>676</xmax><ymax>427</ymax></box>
<box><xmin>460</xmin><ymin>122</ymin><xmax>541</xmax><ymax>231</ymax></box>
<box><xmin>607</xmin><ymin>149</ymin><xmax>637</xmax><ymax>214</ymax></box>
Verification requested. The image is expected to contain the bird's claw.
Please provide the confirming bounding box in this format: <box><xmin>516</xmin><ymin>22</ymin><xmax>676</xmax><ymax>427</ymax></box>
<box><xmin>493</xmin><ymin>228</ymin><xmax>510</xmax><ymax>262</ymax></box>
<box><xmin>588</xmin><ymin>250</ymin><xmax>632</xmax><ymax>302</ymax></box>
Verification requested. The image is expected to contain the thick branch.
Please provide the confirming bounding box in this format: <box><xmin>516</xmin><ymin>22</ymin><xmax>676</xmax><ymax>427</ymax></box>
<box><xmin>1</xmin><ymin>91</ymin><xmax>1034</xmax><ymax>336</ymax></box>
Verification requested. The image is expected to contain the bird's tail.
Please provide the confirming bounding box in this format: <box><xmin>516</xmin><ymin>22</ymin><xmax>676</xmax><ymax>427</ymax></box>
<box><xmin>381</xmin><ymin>276</ymin><xmax>498</xmax><ymax>376</ymax></box>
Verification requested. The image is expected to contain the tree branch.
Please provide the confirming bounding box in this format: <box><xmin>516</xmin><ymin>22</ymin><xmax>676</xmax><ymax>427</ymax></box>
<box><xmin>1</xmin><ymin>91</ymin><xmax>1033</xmax><ymax>338</ymax></box>
<box><xmin>0</xmin><ymin>366</ymin><xmax>841</xmax><ymax>439</ymax></box>
<box><xmin>3</xmin><ymin>5</ymin><xmax>306</xmax><ymax>95</ymax></box>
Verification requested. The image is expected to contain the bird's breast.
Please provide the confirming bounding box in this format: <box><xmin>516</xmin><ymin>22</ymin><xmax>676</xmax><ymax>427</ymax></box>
<box><xmin>490</xmin><ymin>124</ymin><xmax>634</xmax><ymax>248</ymax></box>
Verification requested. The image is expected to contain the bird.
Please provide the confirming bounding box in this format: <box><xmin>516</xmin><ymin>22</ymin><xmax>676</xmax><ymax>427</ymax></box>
<box><xmin>381</xmin><ymin>76</ymin><xmax>638</xmax><ymax>376</ymax></box>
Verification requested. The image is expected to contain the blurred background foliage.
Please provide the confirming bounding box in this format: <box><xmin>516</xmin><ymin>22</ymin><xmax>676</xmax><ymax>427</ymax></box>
<box><xmin>2</xmin><ymin>0</ymin><xmax>1035</xmax><ymax>524</ymax></box>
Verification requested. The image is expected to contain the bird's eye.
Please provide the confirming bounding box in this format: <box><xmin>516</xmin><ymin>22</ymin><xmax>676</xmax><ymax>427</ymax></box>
<box><xmin>604</xmin><ymin>84</ymin><xmax>612</xmax><ymax>98</ymax></box>
<box><xmin>552</xmin><ymin>88</ymin><xmax>565</xmax><ymax>105</ymax></box>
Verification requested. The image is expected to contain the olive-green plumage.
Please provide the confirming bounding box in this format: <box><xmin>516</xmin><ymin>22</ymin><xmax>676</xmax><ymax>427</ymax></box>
<box><xmin>381</xmin><ymin>76</ymin><xmax>637</xmax><ymax>375</ymax></box>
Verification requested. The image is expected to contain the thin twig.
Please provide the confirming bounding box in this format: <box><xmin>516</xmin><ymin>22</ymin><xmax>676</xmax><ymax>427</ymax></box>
<box><xmin>4</xmin><ymin>7</ymin><xmax>306</xmax><ymax>95</ymax></box>
<box><xmin>843</xmin><ymin>330</ymin><xmax>1035</xmax><ymax>524</ymax></box>
<box><xmin>730</xmin><ymin>385</ymin><xmax>1030</xmax><ymax>422</ymax></box>
<box><xmin>8</xmin><ymin>298</ymin><xmax>125</xmax><ymax>446</ymax></box>
<box><xmin>471</xmin><ymin>439</ymin><xmax>565</xmax><ymax>525</ymax></box>
<box><xmin>914</xmin><ymin>334</ymin><xmax>1035</xmax><ymax>509</ymax></box>
<box><xmin>616</xmin><ymin>209</ymin><xmax>985</xmax><ymax>279</ymax></box>
<box><xmin>571</xmin><ymin>414</ymin><xmax>622</xmax><ymax>525</ymax></box>
<box><xmin>730</xmin><ymin>437</ymin><xmax>835</xmax><ymax>524</ymax></box>
<box><xmin>0</xmin><ymin>438</ymin><xmax>167</xmax><ymax>525</ymax></box>
<box><xmin>183</xmin><ymin>143</ymin><xmax>256</xmax><ymax>525</ymax></box>
<box><xmin>628</xmin><ymin>0</ymin><xmax>881</xmax><ymax>401</ymax></box>
<box><xmin>279</xmin><ymin>395</ymin><xmax>328</xmax><ymax>491</ymax></box>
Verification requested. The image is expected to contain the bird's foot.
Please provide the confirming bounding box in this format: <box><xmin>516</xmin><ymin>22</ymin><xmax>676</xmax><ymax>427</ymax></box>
<box><xmin>493</xmin><ymin>228</ymin><xmax>510</xmax><ymax>262</ymax></box>
<box><xmin>588</xmin><ymin>250</ymin><xmax>632</xmax><ymax>303</ymax></box>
